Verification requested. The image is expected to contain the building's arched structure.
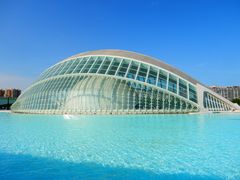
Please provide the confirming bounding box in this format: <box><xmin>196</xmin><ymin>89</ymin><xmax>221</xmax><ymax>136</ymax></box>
<box><xmin>11</xmin><ymin>50</ymin><xmax>240</xmax><ymax>114</ymax></box>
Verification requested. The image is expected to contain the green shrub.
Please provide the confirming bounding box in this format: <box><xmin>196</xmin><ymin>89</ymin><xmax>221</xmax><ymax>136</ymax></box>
<box><xmin>232</xmin><ymin>98</ymin><xmax>240</xmax><ymax>105</ymax></box>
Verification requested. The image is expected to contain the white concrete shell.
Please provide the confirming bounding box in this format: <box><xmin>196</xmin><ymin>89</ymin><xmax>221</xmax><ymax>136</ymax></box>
<box><xmin>11</xmin><ymin>49</ymin><xmax>240</xmax><ymax>114</ymax></box>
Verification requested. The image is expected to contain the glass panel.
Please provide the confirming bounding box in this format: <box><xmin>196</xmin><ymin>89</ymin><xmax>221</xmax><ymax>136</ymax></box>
<box><xmin>168</xmin><ymin>74</ymin><xmax>177</xmax><ymax>93</ymax></box>
<box><xmin>189</xmin><ymin>84</ymin><xmax>198</xmax><ymax>103</ymax></box>
<box><xmin>98</xmin><ymin>57</ymin><xmax>112</xmax><ymax>74</ymax></box>
<box><xmin>58</xmin><ymin>61</ymin><xmax>73</xmax><ymax>75</ymax></box>
<box><xmin>126</xmin><ymin>61</ymin><xmax>139</xmax><ymax>79</ymax></box>
<box><xmin>157</xmin><ymin>70</ymin><xmax>167</xmax><ymax>89</ymax></box>
<box><xmin>187</xmin><ymin>103</ymin><xmax>192</xmax><ymax>110</ymax></box>
<box><xmin>81</xmin><ymin>57</ymin><xmax>96</xmax><ymax>73</ymax></box>
<box><xmin>147</xmin><ymin>66</ymin><xmax>157</xmax><ymax>85</ymax></box>
<box><xmin>182</xmin><ymin>100</ymin><xmax>186</xmax><ymax>110</ymax></box>
<box><xmin>203</xmin><ymin>92</ymin><xmax>208</xmax><ymax>108</ymax></box>
<box><xmin>157</xmin><ymin>91</ymin><xmax>163</xmax><ymax>109</ymax></box>
<box><xmin>176</xmin><ymin>98</ymin><xmax>181</xmax><ymax>110</ymax></box>
<box><xmin>164</xmin><ymin>93</ymin><xmax>169</xmax><ymax>110</ymax></box>
<box><xmin>48</xmin><ymin>62</ymin><xmax>65</xmax><ymax>78</ymax></box>
<box><xmin>170</xmin><ymin>95</ymin><xmax>175</xmax><ymax>110</ymax></box>
<box><xmin>152</xmin><ymin>89</ymin><xmax>158</xmax><ymax>109</ymax></box>
<box><xmin>146</xmin><ymin>92</ymin><xmax>152</xmax><ymax>109</ymax></box>
<box><xmin>116</xmin><ymin>59</ymin><xmax>130</xmax><ymax>77</ymax></box>
<box><xmin>89</xmin><ymin>56</ymin><xmax>104</xmax><ymax>73</ymax></box>
<box><xmin>107</xmin><ymin>58</ymin><xmax>121</xmax><ymax>75</ymax></box>
<box><xmin>136</xmin><ymin>63</ymin><xmax>148</xmax><ymax>82</ymax></box>
<box><xmin>65</xmin><ymin>59</ymin><xmax>80</xmax><ymax>74</ymax></box>
<box><xmin>72</xmin><ymin>58</ymin><xmax>87</xmax><ymax>73</ymax></box>
<box><xmin>179</xmin><ymin>79</ymin><xmax>188</xmax><ymax>98</ymax></box>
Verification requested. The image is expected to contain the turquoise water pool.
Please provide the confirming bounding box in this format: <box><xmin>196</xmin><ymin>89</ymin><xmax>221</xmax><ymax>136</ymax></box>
<box><xmin>0</xmin><ymin>112</ymin><xmax>239</xmax><ymax>179</ymax></box>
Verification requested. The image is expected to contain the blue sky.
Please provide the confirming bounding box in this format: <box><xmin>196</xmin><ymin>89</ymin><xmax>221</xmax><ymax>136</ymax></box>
<box><xmin>0</xmin><ymin>0</ymin><xmax>240</xmax><ymax>89</ymax></box>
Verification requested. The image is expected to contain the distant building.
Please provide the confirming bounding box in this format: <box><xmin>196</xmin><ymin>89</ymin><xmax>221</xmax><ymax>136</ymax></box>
<box><xmin>0</xmin><ymin>89</ymin><xmax>21</xmax><ymax>110</ymax></box>
<box><xmin>210</xmin><ymin>86</ymin><xmax>240</xmax><ymax>101</ymax></box>
<box><xmin>0</xmin><ymin>89</ymin><xmax>5</xmax><ymax>97</ymax></box>
<box><xmin>12</xmin><ymin>89</ymin><xmax>21</xmax><ymax>98</ymax></box>
<box><xmin>4</xmin><ymin>89</ymin><xmax>21</xmax><ymax>98</ymax></box>
<box><xmin>4</xmin><ymin>89</ymin><xmax>12</xmax><ymax>98</ymax></box>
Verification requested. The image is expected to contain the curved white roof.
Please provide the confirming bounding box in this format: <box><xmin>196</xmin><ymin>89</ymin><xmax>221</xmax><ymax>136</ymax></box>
<box><xmin>67</xmin><ymin>49</ymin><xmax>199</xmax><ymax>85</ymax></box>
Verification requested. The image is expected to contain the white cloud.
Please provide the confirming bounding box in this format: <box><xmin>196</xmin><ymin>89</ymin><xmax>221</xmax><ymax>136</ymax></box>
<box><xmin>0</xmin><ymin>73</ymin><xmax>34</xmax><ymax>90</ymax></box>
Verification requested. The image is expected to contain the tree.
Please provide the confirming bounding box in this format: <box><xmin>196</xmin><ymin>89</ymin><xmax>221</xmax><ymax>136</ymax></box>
<box><xmin>232</xmin><ymin>98</ymin><xmax>240</xmax><ymax>105</ymax></box>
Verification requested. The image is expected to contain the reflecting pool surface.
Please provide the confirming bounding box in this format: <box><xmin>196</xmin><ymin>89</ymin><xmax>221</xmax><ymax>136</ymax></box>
<box><xmin>0</xmin><ymin>112</ymin><xmax>240</xmax><ymax>179</ymax></box>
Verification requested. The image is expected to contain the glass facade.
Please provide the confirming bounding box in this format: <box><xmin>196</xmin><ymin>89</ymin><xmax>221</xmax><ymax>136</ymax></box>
<box><xmin>36</xmin><ymin>56</ymin><xmax>198</xmax><ymax>104</ymax></box>
<box><xmin>12</xmin><ymin>51</ymin><xmax>235</xmax><ymax>114</ymax></box>
<box><xmin>203</xmin><ymin>92</ymin><xmax>231</xmax><ymax>111</ymax></box>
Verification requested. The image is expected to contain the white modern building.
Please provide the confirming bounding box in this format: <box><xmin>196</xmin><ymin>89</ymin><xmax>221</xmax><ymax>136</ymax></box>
<box><xmin>210</xmin><ymin>86</ymin><xmax>240</xmax><ymax>101</ymax></box>
<box><xmin>11</xmin><ymin>50</ymin><xmax>240</xmax><ymax>114</ymax></box>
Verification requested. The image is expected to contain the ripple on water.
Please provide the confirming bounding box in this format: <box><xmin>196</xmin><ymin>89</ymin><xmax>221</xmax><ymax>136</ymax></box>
<box><xmin>0</xmin><ymin>112</ymin><xmax>240</xmax><ymax>179</ymax></box>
